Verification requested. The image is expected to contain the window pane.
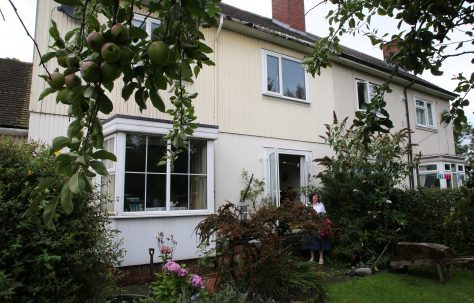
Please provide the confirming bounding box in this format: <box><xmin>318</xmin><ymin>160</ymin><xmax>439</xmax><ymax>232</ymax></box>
<box><xmin>126</xmin><ymin>134</ymin><xmax>146</xmax><ymax>172</ymax></box>
<box><xmin>101</xmin><ymin>174</ymin><xmax>115</xmax><ymax>212</ymax></box>
<box><xmin>150</xmin><ymin>21</ymin><xmax>160</xmax><ymax>37</ymax></box>
<box><xmin>419</xmin><ymin>174</ymin><xmax>439</xmax><ymax>188</ymax></box>
<box><xmin>416</xmin><ymin>108</ymin><xmax>426</xmax><ymax>125</ymax></box>
<box><xmin>357</xmin><ymin>81</ymin><xmax>367</xmax><ymax>110</ymax></box>
<box><xmin>282</xmin><ymin>58</ymin><xmax>305</xmax><ymax>100</ymax></box>
<box><xmin>131</xmin><ymin>18</ymin><xmax>145</xmax><ymax>29</ymax></box>
<box><xmin>190</xmin><ymin>140</ymin><xmax>207</xmax><ymax>174</ymax></box>
<box><xmin>170</xmin><ymin>175</ymin><xmax>189</xmax><ymax>210</ymax></box>
<box><xmin>267</xmin><ymin>55</ymin><xmax>280</xmax><ymax>93</ymax></box>
<box><xmin>416</xmin><ymin>100</ymin><xmax>424</xmax><ymax>107</ymax></box>
<box><xmin>147</xmin><ymin>136</ymin><xmax>167</xmax><ymax>173</ymax></box>
<box><xmin>103</xmin><ymin>137</ymin><xmax>115</xmax><ymax>170</ymax></box>
<box><xmin>124</xmin><ymin>173</ymin><xmax>145</xmax><ymax>211</ymax></box>
<box><xmin>426</xmin><ymin>102</ymin><xmax>434</xmax><ymax>126</ymax></box>
<box><xmin>146</xmin><ymin>174</ymin><xmax>166</xmax><ymax>211</ymax></box>
<box><xmin>173</xmin><ymin>145</ymin><xmax>189</xmax><ymax>173</ymax></box>
<box><xmin>190</xmin><ymin>175</ymin><xmax>207</xmax><ymax>210</ymax></box>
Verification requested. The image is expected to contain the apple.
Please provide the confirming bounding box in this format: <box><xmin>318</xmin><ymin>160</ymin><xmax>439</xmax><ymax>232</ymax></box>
<box><xmin>80</xmin><ymin>61</ymin><xmax>100</xmax><ymax>82</ymax></box>
<box><xmin>110</xmin><ymin>23</ymin><xmax>129</xmax><ymax>45</ymax></box>
<box><xmin>66</xmin><ymin>54</ymin><xmax>80</xmax><ymax>68</ymax></box>
<box><xmin>101</xmin><ymin>42</ymin><xmax>121</xmax><ymax>63</ymax></box>
<box><xmin>64</xmin><ymin>67</ymin><xmax>78</xmax><ymax>76</ymax></box>
<box><xmin>47</xmin><ymin>72</ymin><xmax>65</xmax><ymax>89</ymax></box>
<box><xmin>65</xmin><ymin>74</ymin><xmax>82</xmax><ymax>87</ymax></box>
<box><xmin>147</xmin><ymin>41</ymin><xmax>170</xmax><ymax>66</ymax></box>
<box><xmin>87</xmin><ymin>32</ymin><xmax>106</xmax><ymax>52</ymax></box>
<box><xmin>57</xmin><ymin>55</ymin><xmax>68</xmax><ymax>68</ymax></box>
<box><xmin>100</xmin><ymin>62</ymin><xmax>122</xmax><ymax>82</ymax></box>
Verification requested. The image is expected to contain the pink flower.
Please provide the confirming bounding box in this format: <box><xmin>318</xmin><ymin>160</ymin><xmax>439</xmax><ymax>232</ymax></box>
<box><xmin>177</xmin><ymin>267</ymin><xmax>188</xmax><ymax>276</ymax></box>
<box><xmin>161</xmin><ymin>245</ymin><xmax>173</xmax><ymax>255</ymax></box>
<box><xmin>163</xmin><ymin>260</ymin><xmax>181</xmax><ymax>273</ymax></box>
<box><xmin>190</xmin><ymin>274</ymin><xmax>204</xmax><ymax>288</ymax></box>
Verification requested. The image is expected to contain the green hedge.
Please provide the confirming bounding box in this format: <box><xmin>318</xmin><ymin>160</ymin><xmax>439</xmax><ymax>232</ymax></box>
<box><xmin>391</xmin><ymin>188</ymin><xmax>474</xmax><ymax>256</ymax></box>
<box><xmin>0</xmin><ymin>138</ymin><xmax>123</xmax><ymax>302</ymax></box>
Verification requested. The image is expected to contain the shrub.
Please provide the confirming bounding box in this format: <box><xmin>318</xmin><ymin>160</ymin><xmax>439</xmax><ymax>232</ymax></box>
<box><xmin>196</xmin><ymin>202</ymin><xmax>328</xmax><ymax>302</ymax></box>
<box><xmin>0</xmin><ymin>138</ymin><xmax>123</xmax><ymax>303</ymax></box>
<box><xmin>390</xmin><ymin>188</ymin><xmax>474</xmax><ymax>255</ymax></box>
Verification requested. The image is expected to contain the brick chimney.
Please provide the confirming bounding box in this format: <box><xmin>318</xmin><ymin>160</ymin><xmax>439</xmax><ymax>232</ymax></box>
<box><xmin>272</xmin><ymin>0</ymin><xmax>306</xmax><ymax>32</ymax></box>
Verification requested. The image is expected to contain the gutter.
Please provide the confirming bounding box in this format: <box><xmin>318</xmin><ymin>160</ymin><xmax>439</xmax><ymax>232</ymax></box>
<box><xmin>214</xmin><ymin>14</ymin><xmax>224</xmax><ymax>126</ymax></box>
<box><xmin>0</xmin><ymin>127</ymin><xmax>28</xmax><ymax>137</ymax></box>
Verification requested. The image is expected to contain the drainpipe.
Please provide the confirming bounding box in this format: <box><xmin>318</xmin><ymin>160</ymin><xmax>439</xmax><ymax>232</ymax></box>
<box><xmin>403</xmin><ymin>81</ymin><xmax>415</xmax><ymax>190</ymax></box>
<box><xmin>213</xmin><ymin>14</ymin><xmax>224</xmax><ymax>126</ymax></box>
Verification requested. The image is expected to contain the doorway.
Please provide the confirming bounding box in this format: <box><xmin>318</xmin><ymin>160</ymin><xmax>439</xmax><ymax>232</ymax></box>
<box><xmin>265</xmin><ymin>148</ymin><xmax>310</xmax><ymax>206</ymax></box>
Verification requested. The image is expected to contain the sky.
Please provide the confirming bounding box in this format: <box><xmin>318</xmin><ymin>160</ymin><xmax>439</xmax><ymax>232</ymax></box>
<box><xmin>0</xmin><ymin>0</ymin><xmax>472</xmax><ymax>123</ymax></box>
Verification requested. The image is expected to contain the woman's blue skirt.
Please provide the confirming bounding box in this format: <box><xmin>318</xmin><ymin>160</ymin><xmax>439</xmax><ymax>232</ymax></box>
<box><xmin>302</xmin><ymin>232</ymin><xmax>331</xmax><ymax>251</ymax></box>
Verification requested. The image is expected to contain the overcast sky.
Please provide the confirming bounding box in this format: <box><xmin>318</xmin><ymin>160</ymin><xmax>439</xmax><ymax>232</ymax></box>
<box><xmin>1</xmin><ymin>0</ymin><xmax>472</xmax><ymax>123</ymax></box>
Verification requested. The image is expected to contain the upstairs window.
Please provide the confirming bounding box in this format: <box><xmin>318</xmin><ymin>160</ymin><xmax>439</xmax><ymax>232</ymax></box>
<box><xmin>132</xmin><ymin>14</ymin><xmax>160</xmax><ymax>38</ymax></box>
<box><xmin>415</xmin><ymin>99</ymin><xmax>435</xmax><ymax>128</ymax></box>
<box><xmin>356</xmin><ymin>79</ymin><xmax>377</xmax><ymax>111</ymax></box>
<box><xmin>262</xmin><ymin>50</ymin><xmax>308</xmax><ymax>102</ymax></box>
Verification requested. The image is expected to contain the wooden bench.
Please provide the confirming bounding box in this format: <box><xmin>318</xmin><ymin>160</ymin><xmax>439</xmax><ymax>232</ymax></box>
<box><xmin>389</xmin><ymin>242</ymin><xmax>474</xmax><ymax>284</ymax></box>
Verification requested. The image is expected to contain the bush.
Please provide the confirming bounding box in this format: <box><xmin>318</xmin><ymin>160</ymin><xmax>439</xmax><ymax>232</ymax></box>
<box><xmin>0</xmin><ymin>138</ymin><xmax>123</xmax><ymax>302</ymax></box>
<box><xmin>390</xmin><ymin>188</ymin><xmax>474</xmax><ymax>255</ymax></box>
<box><xmin>196</xmin><ymin>202</ymin><xmax>328</xmax><ymax>302</ymax></box>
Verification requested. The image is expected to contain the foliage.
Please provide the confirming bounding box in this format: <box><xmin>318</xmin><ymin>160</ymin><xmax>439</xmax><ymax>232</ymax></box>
<box><xmin>196</xmin><ymin>202</ymin><xmax>328</xmax><ymax>302</ymax></box>
<box><xmin>156</xmin><ymin>232</ymin><xmax>177</xmax><ymax>262</ymax></box>
<box><xmin>239</xmin><ymin>169</ymin><xmax>265</xmax><ymax>210</ymax></box>
<box><xmin>33</xmin><ymin>0</ymin><xmax>220</xmax><ymax>224</ymax></box>
<box><xmin>204</xmin><ymin>282</ymin><xmax>248</xmax><ymax>303</ymax></box>
<box><xmin>0</xmin><ymin>138</ymin><xmax>123</xmax><ymax>303</ymax></box>
<box><xmin>305</xmin><ymin>0</ymin><xmax>473</xmax><ymax>130</ymax></box>
<box><xmin>145</xmin><ymin>261</ymin><xmax>207</xmax><ymax>303</ymax></box>
<box><xmin>454</xmin><ymin>122</ymin><xmax>474</xmax><ymax>185</ymax></box>
<box><xmin>328</xmin><ymin>269</ymin><xmax>474</xmax><ymax>303</ymax></box>
<box><xmin>390</xmin><ymin>188</ymin><xmax>474</xmax><ymax>256</ymax></box>
<box><xmin>315</xmin><ymin>114</ymin><xmax>411</xmax><ymax>263</ymax></box>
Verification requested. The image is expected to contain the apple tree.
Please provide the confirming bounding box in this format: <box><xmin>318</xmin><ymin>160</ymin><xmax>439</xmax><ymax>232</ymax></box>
<box><xmin>304</xmin><ymin>0</ymin><xmax>473</xmax><ymax>142</ymax></box>
<box><xmin>28</xmin><ymin>0</ymin><xmax>220</xmax><ymax>225</ymax></box>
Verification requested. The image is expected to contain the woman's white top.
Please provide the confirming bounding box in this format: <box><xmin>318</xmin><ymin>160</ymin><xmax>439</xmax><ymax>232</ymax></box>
<box><xmin>313</xmin><ymin>203</ymin><xmax>326</xmax><ymax>214</ymax></box>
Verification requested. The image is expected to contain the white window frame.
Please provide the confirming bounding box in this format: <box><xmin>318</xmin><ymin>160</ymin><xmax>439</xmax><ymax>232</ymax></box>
<box><xmin>261</xmin><ymin>49</ymin><xmax>310</xmax><ymax>103</ymax></box>
<box><xmin>355</xmin><ymin>79</ymin><xmax>378</xmax><ymax>111</ymax></box>
<box><xmin>132</xmin><ymin>14</ymin><xmax>160</xmax><ymax>37</ymax></box>
<box><xmin>415</xmin><ymin>98</ymin><xmax>435</xmax><ymax>128</ymax></box>
<box><xmin>103</xmin><ymin>116</ymin><xmax>217</xmax><ymax>217</ymax></box>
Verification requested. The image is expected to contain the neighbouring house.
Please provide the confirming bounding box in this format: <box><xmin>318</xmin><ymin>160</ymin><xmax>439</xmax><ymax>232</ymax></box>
<box><xmin>0</xmin><ymin>58</ymin><xmax>31</xmax><ymax>140</ymax></box>
<box><xmin>28</xmin><ymin>0</ymin><xmax>466</xmax><ymax>271</ymax></box>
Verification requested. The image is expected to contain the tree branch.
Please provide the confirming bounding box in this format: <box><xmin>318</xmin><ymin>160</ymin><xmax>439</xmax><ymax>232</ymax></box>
<box><xmin>7</xmin><ymin>0</ymin><xmax>51</xmax><ymax>78</ymax></box>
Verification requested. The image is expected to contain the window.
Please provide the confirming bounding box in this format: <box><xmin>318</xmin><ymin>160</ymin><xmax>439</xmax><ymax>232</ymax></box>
<box><xmin>262</xmin><ymin>50</ymin><xmax>308</xmax><ymax>102</ymax></box>
<box><xmin>419</xmin><ymin>164</ymin><xmax>437</xmax><ymax>171</ymax></box>
<box><xmin>124</xmin><ymin>134</ymin><xmax>208</xmax><ymax>212</ymax></box>
<box><xmin>101</xmin><ymin>137</ymin><xmax>116</xmax><ymax>212</ymax></box>
<box><xmin>102</xmin><ymin>116</ymin><xmax>217</xmax><ymax>216</ymax></box>
<box><xmin>356</xmin><ymin>79</ymin><xmax>377</xmax><ymax>111</ymax></box>
<box><xmin>132</xmin><ymin>14</ymin><xmax>160</xmax><ymax>38</ymax></box>
<box><xmin>415</xmin><ymin>99</ymin><xmax>435</xmax><ymax>127</ymax></box>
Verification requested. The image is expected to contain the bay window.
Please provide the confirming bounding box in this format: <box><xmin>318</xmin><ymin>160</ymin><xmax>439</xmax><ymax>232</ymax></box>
<box><xmin>102</xmin><ymin>116</ymin><xmax>216</xmax><ymax>216</ymax></box>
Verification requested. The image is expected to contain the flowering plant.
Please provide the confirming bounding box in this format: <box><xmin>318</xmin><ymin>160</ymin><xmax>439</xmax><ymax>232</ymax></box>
<box><xmin>148</xmin><ymin>260</ymin><xmax>206</xmax><ymax>303</ymax></box>
<box><xmin>156</xmin><ymin>232</ymin><xmax>177</xmax><ymax>262</ymax></box>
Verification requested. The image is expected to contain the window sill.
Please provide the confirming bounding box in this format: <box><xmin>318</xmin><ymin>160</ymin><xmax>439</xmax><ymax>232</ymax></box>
<box><xmin>262</xmin><ymin>93</ymin><xmax>310</xmax><ymax>105</ymax></box>
<box><xmin>416</xmin><ymin>125</ymin><xmax>437</xmax><ymax>133</ymax></box>
<box><xmin>110</xmin><ymin>210</ymin><xmax>214</xmax><ymax>219</ymax></box>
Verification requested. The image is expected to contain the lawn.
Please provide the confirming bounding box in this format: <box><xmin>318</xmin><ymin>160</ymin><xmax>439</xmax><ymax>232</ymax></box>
<box><xmin>327</xmin><ymin>268</ymin><xmax>474</xmax><ymax>303</ymax></box>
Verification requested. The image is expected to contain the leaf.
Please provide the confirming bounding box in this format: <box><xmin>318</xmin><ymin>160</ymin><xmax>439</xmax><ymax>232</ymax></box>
<box><xmin>129</xmin><ymin>26</ymin><xmax>148</xmax><ymax>40</ymax></box>
<box><xmin>49</xmin><ymin>20</ymin><xmax>61</xmax><ymax>42</ymax></box>
<box><xmin>149</xmin><ymin>88</ymin><xmax>165</xmax><ymax>112</ymax></box>
<box><xmin>98</xmin><ymin>93</ymin><xmax>113</xmax><ymax>114</ymax></box>
<box><xmin>41</xmin><ymin>52</ymin><xmax>57</xmax><ymax>64</ymax></box>
<box><xmin>43</xmin><ymin>197</ymin><xmax>59</xmax><ymax>229</ymax></box>
<box><xmin>92</xmin><ymin>150</ymin><xmax>117</xmax><ymax>161</ymax></box>
<box><xmin>122</xmin><ymin>82</ymin><xmax>137</xmax><ymax>101</ymax></box>
<box><xmin>90</xmin><ymin>160</ymin><xmax>109</xmax><ymax>175</ymax></box>
<box><xmin>60</xmin><ymin>184</ymin><xmax>74</xmax><ymax>214</ymax></box>
<box><xmin>135</xmin><ymin>87</ymin><xmax>146</xmax><ymax>111</ymax></box>
<box><xmin>52</xmin><ymin>136</ymin><xmax>71</xmax><ymax>151</ymax></box>
<box><xmin>67</xmin><ymin>119</ymin><xmax>82</xmax><ymax>138</ymax></box>
<box><xmin>86</xmin><ymin>15</ymin><xmax>100</xmax><ymax>32</ymax></box>
<box><xmin>67</xmin><ymin>172</ymin><xmax>86</xmax><ymax>195</ymax></box>
<box><xmin>39</xmin><ymin>87</ymin><xmax>57</xmax><ymax>101</ymax></box>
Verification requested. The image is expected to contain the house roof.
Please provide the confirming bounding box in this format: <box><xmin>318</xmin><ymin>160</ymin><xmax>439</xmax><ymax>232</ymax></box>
<box><xmin>0</xmin><ymin>58</ymin><xmax>31</xmax><ymax>130</ymax></box>
<box><xmin>220</xmin><ymin>3</ymin><xmax>457</xmax><ymax>99</ymax></box>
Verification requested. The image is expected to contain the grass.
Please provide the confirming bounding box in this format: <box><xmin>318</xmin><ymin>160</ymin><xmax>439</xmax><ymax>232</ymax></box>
<box><xmin>327</xmin><ymin>268</ymin><xmax>474</xmax><ymax>303</ymax></box>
